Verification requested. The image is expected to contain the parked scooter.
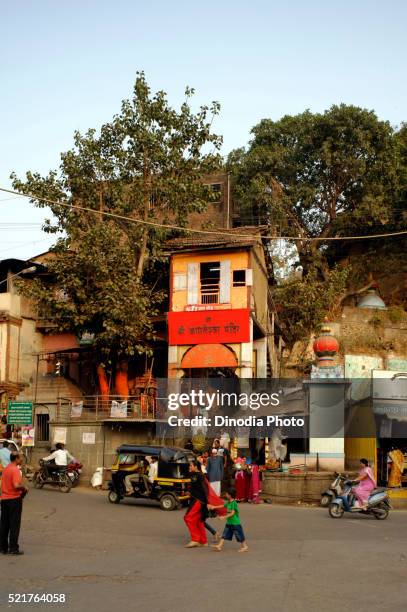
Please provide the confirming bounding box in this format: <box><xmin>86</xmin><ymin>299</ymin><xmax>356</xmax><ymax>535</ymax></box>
<box><xmin>320</xmin><ymin>472</ymin><xmax>347</xmax><ymax>507</ymax></box>
<box><xmin>33</xmin><ymin>460</ymin><xmax>72</xmax><ymax>493</ymax></box>
<box><xmin>329</xmin><ymin>478</ymin><xmax>391</xmax><ymax>519</ymax></box>
<box><xmin>67</xmin><ymin>459</ymin><xmax>83</xmax><ymax>487</ymax></box>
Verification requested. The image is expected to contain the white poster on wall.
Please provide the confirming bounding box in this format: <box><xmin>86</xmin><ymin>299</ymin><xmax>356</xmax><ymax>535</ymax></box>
<box><xmin>21</xmin><ymin>425</ymin><xmax>35</xmax><ymax>447</ymax></box>
<box><xmin>82</xmin><ymin>432</ymin><xmax>96</xmax><ymax>445</ymax></box>
<box><xmin>53</xmin><ymin>427</ymin><xmax>67</xmax><ymax>445</ymax></box>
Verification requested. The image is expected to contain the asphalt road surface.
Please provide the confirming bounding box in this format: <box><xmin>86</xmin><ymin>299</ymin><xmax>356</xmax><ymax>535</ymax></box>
<box><xmin>1</xmin><ymin>487</ymin><xmax>406</xmax><ymax>612</ymax></box>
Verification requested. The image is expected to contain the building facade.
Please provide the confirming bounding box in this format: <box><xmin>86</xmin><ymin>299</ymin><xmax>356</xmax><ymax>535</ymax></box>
<box><xmin>167</xmin><ymin>228</ymin><xmax>281</xmax><ymax>380</ymax></box>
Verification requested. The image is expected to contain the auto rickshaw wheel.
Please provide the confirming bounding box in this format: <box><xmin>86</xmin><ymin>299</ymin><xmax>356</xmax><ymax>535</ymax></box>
<box><xmin>108</xmin><ymin>490</ymin><xmax>121</xmax><ymax>504</ymax></box>
<box><xmin>159</xmin><ymin>494</ymin><xmax>177</xmax><ymax>511</ymax></box>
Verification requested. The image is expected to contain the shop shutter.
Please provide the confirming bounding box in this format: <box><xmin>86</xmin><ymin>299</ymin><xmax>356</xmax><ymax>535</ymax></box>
<box><xmin>187</xmin><ymin>263</ymin><xmax>199</xmax><ymax>304</ymax></box>
<box><xmin>219</xmin><ymin>260</ymin><xmax>231</xmax><ymax>303</ymax></box>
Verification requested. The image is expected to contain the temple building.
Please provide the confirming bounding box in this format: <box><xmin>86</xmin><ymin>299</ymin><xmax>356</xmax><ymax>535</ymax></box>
<box><xmin>166</xmin><ymin>227</ymin><xmax>282</xmax><ymax>380</ymax></box>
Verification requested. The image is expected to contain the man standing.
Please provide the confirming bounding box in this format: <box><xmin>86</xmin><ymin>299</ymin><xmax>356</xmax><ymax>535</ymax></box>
<box><xmin>206</xmin><ymin>448</ymin><xmax>224</xmax><ymax>496</ymax></box>
<box><xmin>0</xmin><ymin>452</ymin><xmax>27</xmax><ymax>555</ymax></box>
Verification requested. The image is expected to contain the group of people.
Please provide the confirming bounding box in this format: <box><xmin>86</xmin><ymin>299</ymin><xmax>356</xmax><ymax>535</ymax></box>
<box><xmin>184</xmin><ymin>460</ymin><xmax>248</xmax><ymax>553</ymax></box>
<box><xmin>0</xmin><ymin>441</ymin><xmax>77</xmax><ymax>556</ymax></box>
<box><xmin>124</xmin><ymin>455</ymin><xmax>158</xmax><ymax>496</ymax></box>
<box><xmin>234</xmin><ymin>458</ymin><xmax>262</xmax><ymax>504</ymax></box>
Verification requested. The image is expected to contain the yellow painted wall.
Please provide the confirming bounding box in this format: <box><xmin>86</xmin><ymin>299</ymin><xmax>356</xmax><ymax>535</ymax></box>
<box><xmin>171</xmin><ymin>250</ymin><xmax>250</xmax><ymax>311</ymax></box>
<box><xmin>345</xmin><ymin>437</ymin><xmax>377</xmax><ymax>478</ymax></box>
<box><xmin>0</xmin><ymin>293</ymin><xmax>43</xmax><ymax>386</ymax></box>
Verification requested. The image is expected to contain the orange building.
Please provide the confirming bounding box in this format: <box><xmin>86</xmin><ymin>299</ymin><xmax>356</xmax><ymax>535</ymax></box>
<box><xmin>167</xmin><ymin>228</ymin><xmax>282</xmax><ymax>379</ymax></box>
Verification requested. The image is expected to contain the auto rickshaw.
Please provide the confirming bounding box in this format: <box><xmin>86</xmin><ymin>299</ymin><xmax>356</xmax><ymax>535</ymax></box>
<box><xmin>107</xmin><ymin>445</ymin><xmax>194</xmax><ymax>510</ymax></box>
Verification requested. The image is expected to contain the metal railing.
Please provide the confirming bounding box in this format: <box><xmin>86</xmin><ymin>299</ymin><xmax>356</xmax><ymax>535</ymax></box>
<box><xmin>200</xmin><ymin>292</ymin><xmax>220</xmax><ymax>304</ymax></box>
<box><xmin>200</xmin><ymin>280</ymin><xmax>220</xmax><ymax>304</ymax></box>
<box><xmin>57</xmin><ymin>394</ymin><xmax>161</xmax><ymax>422</ymax></box>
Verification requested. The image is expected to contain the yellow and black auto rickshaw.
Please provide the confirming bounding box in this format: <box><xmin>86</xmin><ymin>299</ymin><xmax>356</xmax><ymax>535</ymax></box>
<box><xmin>107</xmin><ymin>445</ymin><xmax>194</xmax><ymax>510</ymax></box>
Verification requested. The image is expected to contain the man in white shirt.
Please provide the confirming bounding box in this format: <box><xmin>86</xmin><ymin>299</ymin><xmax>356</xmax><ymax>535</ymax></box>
<box><xmin>43</xmin><ymin>443</ymin><xmax>74</xmax><ymax>477</ymax></box>
<box><xmin>142</xmin><ymin>456</ymin><xmax>158</xmax><ymax>495</ymax></box>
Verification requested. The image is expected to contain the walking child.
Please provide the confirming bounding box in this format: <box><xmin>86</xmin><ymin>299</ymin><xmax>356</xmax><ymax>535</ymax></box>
<box><xmin>209</xmin><ymin>489</ymin><xmax>248</xmax><ymax>553</ymax></box>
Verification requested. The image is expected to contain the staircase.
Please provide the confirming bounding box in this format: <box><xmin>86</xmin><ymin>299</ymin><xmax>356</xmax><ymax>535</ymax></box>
<box><xmin>17</xmin><ymin>374</ymin><xmax>83</xmax><ymax>406</ymax></box>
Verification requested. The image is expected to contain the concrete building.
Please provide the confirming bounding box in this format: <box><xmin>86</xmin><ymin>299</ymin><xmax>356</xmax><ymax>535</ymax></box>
<box><xmin>166</xmin><ymin>227</ymin><xmax>281</xmax><ymax>380</ymax></box>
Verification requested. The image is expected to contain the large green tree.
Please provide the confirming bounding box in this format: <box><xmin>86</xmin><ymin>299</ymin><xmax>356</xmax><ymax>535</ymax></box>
<box><xmin>228</xmin><ymin>104</ymin><xmax>401</xmax><ymax>279</ymax></box>
<box><xmin>12</xmin><ymin>73</ymin><xmax>222</xmax><ymax>383</ymax></box>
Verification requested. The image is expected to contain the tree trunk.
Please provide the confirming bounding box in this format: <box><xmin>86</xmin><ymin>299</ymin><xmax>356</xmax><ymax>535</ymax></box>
<box><xmin>136</xmin><ymin>228</ymin><xmax>149</xmax><ymax>281</ymax></box>
<box><xmin>297</xmin><ymin>241</ymin><xmax>330</xmax><ymax>281</ymax></box>
<box><xmin>97</xmin><ymin>365</ymin><xmax>110</xmax><ymax>401</ymax></box>
<box><xmin>135</xmin><ymin>153</ymin><xmax>151</xmax><ymax>282</ymax></box>
<box><xmin>115</xmin><ymin>360</ymin><xmax>129</xmax><ymax>399</ymax></box>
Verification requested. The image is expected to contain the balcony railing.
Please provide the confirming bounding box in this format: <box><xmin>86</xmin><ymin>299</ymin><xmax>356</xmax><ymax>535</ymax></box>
<box><xmin>56</xmin><ymin>394</ymin><xmax>162</xmax><ymax>422</ymax></box>
<box><xmin>200</xmin><ymin>281</ymin><xmax>220</xmax><ymax>305</ymax></box>
<box><xmin>200</xmin><ymin>292</ymin><xmax>220</xmax><ymax>304</ymax></box>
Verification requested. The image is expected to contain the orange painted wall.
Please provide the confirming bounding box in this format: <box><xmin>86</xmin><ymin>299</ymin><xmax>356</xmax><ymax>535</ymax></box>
<box><xmin>171</xmin><ymin>250</ymin><xmax>249</xmax><ymax>312</ymax></box>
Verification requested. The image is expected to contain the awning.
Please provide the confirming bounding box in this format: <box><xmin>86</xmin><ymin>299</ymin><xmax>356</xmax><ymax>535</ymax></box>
<box><xmin>181</xmin><ymin>344</ymin><xmax>238</xmax><ymax>369</ymax></box>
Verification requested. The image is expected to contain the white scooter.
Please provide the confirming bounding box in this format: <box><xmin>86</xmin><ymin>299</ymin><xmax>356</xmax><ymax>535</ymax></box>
<box><xmin>320</xmin><ymin>472</ymin><xmax>347</xmax><ymax>507</ymax></box>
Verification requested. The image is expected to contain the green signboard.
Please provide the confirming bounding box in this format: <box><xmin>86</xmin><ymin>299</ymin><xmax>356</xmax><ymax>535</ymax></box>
<box><xmin>7</xmin><ymin>401</ymin><xmax>33</xmax><ymax>425</ymax></box>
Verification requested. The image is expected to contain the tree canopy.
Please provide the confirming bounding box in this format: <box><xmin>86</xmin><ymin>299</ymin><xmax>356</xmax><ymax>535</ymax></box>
<box><xmin>12</xmin><ymin>72</ymin><xmax>222</xmax><ymax>362</ymax></box>
<box><xmin>229</xmin><ymin>105</ymin><xmax>406</xmax><ymax>344</ymax></box>
<box><xmin>229</xmin><ymin>104</ymin><xmax>403</xmax><ymax>278</ymax></box>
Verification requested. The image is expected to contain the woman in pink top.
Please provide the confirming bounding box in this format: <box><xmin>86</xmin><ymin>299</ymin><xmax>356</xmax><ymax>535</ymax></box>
<box><xmin>353</xmin><ymin>458</ymin><xmax>376</xmax><ymax>509</ymax></box>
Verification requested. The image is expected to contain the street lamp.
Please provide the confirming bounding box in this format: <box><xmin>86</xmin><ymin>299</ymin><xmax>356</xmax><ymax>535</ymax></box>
<box><xmin>0</xmin><ymin>266</ymin><xmax>37</xmax><ymax>288</ymax></box>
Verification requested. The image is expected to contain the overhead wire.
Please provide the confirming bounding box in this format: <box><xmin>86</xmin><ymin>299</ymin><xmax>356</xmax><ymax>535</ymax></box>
<box><xmin>0</xmin><ymin>237</ymin><xmax>53</xmax><ymax>255</ymax></box>
<box><xmin>0</xmin><ymin>185</ymin><xmax>406</xmax><ymax>242</ymax></box>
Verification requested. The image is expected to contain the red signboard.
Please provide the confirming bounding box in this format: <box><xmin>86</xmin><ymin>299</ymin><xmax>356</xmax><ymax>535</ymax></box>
<box><xmin>168</xmin><ymin>308</ymin><xmax>251</xmax><ymax>345</ymax></box>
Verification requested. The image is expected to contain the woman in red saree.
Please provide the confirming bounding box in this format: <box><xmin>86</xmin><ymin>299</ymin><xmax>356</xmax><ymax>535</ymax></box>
<box><xmin>234</xmin><ymin>459</ymin><xmax>249</xmax><ymax>502</ymax></box>
<box><xmin>248</xmin><ymin>464</ymin><xmax>262</xmax><ymax>504</ymax></box>
<box><xmin>184</xmin><ymin>461</ymin><xmax>226</xmax><ymax>548</ymax></box>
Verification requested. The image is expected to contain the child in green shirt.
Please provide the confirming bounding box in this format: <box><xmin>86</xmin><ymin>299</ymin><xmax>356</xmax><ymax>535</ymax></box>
<box><xmin>209</xmin><ymin>489</ymin><xmax>248</xmax><ymax>552</ymax></box>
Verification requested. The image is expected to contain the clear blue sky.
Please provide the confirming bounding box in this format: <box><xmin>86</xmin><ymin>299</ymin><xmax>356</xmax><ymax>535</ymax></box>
<box><xmin>1</xmin><ymin>0</ymin><xmax>406</xmax><ymax>259</ymax></box>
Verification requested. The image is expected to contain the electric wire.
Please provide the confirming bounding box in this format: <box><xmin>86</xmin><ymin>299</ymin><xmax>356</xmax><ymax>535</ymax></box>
<box><xmin>0</xmin><ymin>186</ymin><xmax>406</xmax><ymax>242</ymax></box>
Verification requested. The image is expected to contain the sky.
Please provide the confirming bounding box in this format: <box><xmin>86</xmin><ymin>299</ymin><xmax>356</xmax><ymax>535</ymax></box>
<box><xmin>1</xmin><ymin>0</ymin><xmax>406</xmax><ymax>260</ymax></box>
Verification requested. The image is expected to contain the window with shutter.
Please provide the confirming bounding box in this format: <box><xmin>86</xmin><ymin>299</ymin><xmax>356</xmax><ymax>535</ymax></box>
<box><xmin>219</xmin><ymin>260</ymin><xmax>231</xmax><ymax>303</ymax></box>
<box><xmin>187</xmin><ymin>263</ymin><xmax>199</xmax><ymax>304</ymax></box>
<box><xmin>173</xmin><ymin>273</ymin><xmax>187</xmax><ymax>291</ymax></box>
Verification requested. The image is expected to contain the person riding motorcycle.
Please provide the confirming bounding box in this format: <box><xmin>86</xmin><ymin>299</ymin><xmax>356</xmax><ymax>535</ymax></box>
<box><xmin>338</xmin><ymin>458</ymin><xmax>376</xmax><ymax>511</ymax></box>
<box><xmin>42</xmin><ymin>443</ymin><xmax>74</xmax><ymax>478</ymax></box>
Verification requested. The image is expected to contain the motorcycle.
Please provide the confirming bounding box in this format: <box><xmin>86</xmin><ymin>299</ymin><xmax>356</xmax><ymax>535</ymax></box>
<box><xmin>329</xmin><ymin>478</ymin><xmax>391</xmax><ymax>520</ymax></box>
<box><xmin>320</xmin><ymin>472</ymin><xmax>347</xmax><ymax>507</ymax></box>
<box><xmin>33</xmin><ymin>460</ymin><xmax>72</xmax><ymax>493</ymax></box>
<box><xmin>67</xmin><ymin>459</ymin><xmax>83</xmax><ymax>487</ymax></box>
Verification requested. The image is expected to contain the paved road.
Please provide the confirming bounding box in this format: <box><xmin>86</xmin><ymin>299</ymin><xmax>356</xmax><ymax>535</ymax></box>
<box><xmin>1</xmin><ymin>488</ymin><xmax>406</xmax><ymax>612</ymax></box>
